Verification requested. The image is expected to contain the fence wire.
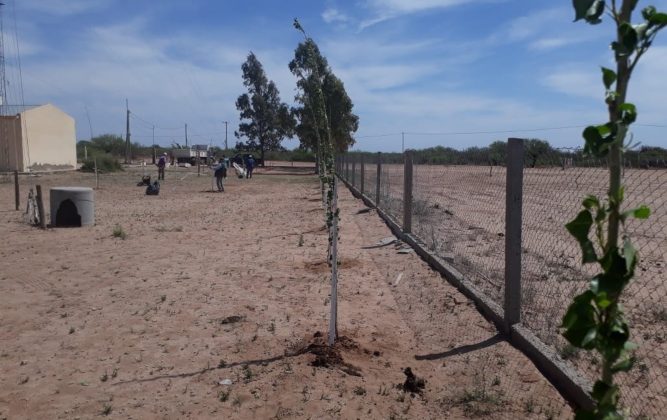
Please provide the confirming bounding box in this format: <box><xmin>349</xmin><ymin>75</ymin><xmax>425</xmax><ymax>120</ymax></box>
<box><xmin>411</xmin><ymin>162</ymin><xmax>506</xmax><ymax>307</ymax></box>
<box><xmin>339</xmin><ymin>145</ymin><xmax>666</xmax><ymax>418</ymax></box>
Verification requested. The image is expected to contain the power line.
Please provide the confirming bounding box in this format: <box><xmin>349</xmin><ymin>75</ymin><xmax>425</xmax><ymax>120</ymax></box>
<box><xmin>355</xmin><ymin>123</ymin><xmax>666</xmax><ymax>140</ymax></box>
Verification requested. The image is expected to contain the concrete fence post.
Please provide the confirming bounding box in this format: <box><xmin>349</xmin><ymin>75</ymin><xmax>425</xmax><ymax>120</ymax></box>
<box><xmin>351</xmin><ymin>158</ymin><xmax>356</xmax><ymax>188</ymax></box>
<box><xmin>505</xmin><ymin>138</ymin><xmax>524</xmax><ymax>327</ymax></box>
<box><xmin>360</xmin><ymin>154</ymin><xmax>365</xmax><ymax>195</ymax></box>
<box><xmin>376</xmin><ymin>152</ymin><xmax>382</xmax><ymax>207</ymax></box>
<box><xmin>403</xmin><ymin>150</ymin><xmax>413</xmax><ymax>234</ymax></box>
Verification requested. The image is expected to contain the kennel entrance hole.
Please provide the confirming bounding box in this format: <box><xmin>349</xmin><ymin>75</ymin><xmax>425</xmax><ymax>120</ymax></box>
<box><xmin>49</xmin><ymin>187</ymin><xmax>95</xmax><ymax>227</ymax></box>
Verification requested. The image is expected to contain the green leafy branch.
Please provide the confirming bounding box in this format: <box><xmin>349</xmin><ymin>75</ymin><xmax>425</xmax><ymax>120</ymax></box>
<box><xmin>562</xmin><ymin>1</ymin><xmax>663</xmax><ymax>418</ymax></box>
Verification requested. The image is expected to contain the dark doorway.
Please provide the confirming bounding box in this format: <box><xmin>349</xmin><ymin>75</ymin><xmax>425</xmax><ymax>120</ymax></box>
<box><xmin>55</xmin><ymin>199</ymin><xmax>81</xmax><ymax>227</ymax></box>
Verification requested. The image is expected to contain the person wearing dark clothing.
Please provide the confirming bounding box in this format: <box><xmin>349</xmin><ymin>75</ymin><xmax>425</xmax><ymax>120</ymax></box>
<box><xmin>245</xmin><ymin>155</ymin><xmax>255</xmax><ymax>179</ymax></box>
<box><xmin>212</xmin><ymin>159</ymin><xmax>227</xmax><ymax>192</ymax></box>
<box><xmin>157</xmin><ymin>152</ymin><xmax>167</xmax><ymax>180</ymax></box>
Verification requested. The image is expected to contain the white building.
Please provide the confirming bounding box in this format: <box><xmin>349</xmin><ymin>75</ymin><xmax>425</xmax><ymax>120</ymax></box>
<box><xmin>0</xmin><ymin>103</ymin><xmax>77</xmax><ymax>172</ymax></box>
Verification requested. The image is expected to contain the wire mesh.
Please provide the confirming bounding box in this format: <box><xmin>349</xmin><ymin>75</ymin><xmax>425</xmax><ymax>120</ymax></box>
<box><xmin>520</xmin><ymin>149</ymin><xmax>667</xmax><ymax>418</ymax></box>
<box><xmin>411</xmin><ymin>160</ymin><xmax>507</xmax><ymax>307</ymax></box>
<box><xmin>378</xmin><ymin>159</ymin><xmax>404</xmax><ymax>226</ymax></box>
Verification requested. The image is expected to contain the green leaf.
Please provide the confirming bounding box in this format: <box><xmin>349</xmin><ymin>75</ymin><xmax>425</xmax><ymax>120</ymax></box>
<box><xmin>623</xmin><ymin>238</ymin><xmax>637</xmax><ymax>273</ymax></box>
<box><xmin>574</xmin><ymin>411</ymin><xmax>596</xmax><ymax>420</ymax></box>
<box><xmin>621</xmin><ymin>205</ymin><xmax>650</xmax><ymax>223</ymax></box>
<box><xmin>562</xmin><ymin>291</ymin><xmax>598</xmax><ymax>349</ymax></box>
<box><xmin>573</xmin><ymin>0</ymin><xmax>597</xmax><ymax>22</ymax></box>
<box><xmin>619</xmin><ymin>102</ymin><xmax>637</xmax><ymax>125</ymax></box>
<box><xmin>585</xmin><ymin>0</ymin><xmax>605</xmax><ymax>24</ymax></box>
<box><xmin>611</xmin><ymin>355</ymin><xmax>635</xmax><ymax>373</ymax></box>
<box><xmin>642</xmin><ymin>6</ymin><xmax>657</xmax><ymax>20</ymax></box>
<box><xmin>619</xmin><ymin>22</ymin><xmax>639</xmax><ymax>53</ymax></box>
<box><xmin>566</xmin><ymin>210</ymin><xmax>598</xmax><ymax>263</ymax></box>
<box><xmin>582</xmin><ymin>124</ymin><xmax>614</xmax><ymax>157</ymax></box>
<box><xmin>648</xmin><ymin>12</ymin><xmax>667</xmax><ymax>25</ymax></box>
<box><xmin>601</xmin><ymin>67</ymin><xmax>617</xmax><ymax>90</ymax></box>
<box><xmin>592</xmin><ymin>381</ymin><xmax>620</xmax><ymax>408</ymax></box>
<box><xmin>582</xmin><ymin>195</ymin><xmax>600</xmax><ymax>210</ymax></box>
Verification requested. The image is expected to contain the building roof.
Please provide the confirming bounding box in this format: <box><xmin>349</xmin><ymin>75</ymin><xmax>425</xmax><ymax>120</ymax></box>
<box><xmin>0</xmin><ymin>104</ymin><xmax>41</xmax><ymax>117</ymax></box>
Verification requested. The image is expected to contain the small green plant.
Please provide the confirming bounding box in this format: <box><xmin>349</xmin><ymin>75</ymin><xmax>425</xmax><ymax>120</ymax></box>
<box><xmin>242</xmin><ymin>365</ymin><xmax>253</xmax><ymax>381</ymax></box>
<box><xmin>353</xmin><ymin>386</ymin><xmax>366</xmax><ymax>396</ymax></box>
<box><xmin>68</xmin><ymin>327</ymin><xmax>75</xmax><ymax>334</ymax></box>
<box><xmin>100</xmin><ymin>371</ymin><xmax>108</xmax><ymax>382</ymax></box>
<box><xmin>217</xmin><ymin>359</ymin><xmax>227</xmax><ymax>369</ymax></box>
<box><xmin>218</xmin><ymin>389</ymin><xmax>230</xmax><ymax>402</ymax></box>
<box><xmin>111</xmin><ymin>368</ymin><xmax>118</xmax><ymax>378</ymax></box>
<box><xmin>160</xmin><ymin>295</ymin><xmax>166</xmax><ymax>303</ymax></box>
<box><xmin>267</xmin><ymin>321</ymin><xmax>275</xmax><ymax>333</ymax></box>
<box><xmin>101</xmin><ymin>403</ymin><xmax>112</xmax><ymax>416</ymax></box>
<box><xmin>112</xmin><ymin>225</ymin><xmax>127</xmax><ymax>240</ymax></box>
<box><xmin>562</xmin><ymin>1</ymin><xmax>665</xmax><ymax>418</ymax></box>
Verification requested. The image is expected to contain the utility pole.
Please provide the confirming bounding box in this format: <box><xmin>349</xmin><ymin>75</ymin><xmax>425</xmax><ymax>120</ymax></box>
<box><xmin>402</xmin><ymin>132</ymin><xmax>405</xmax><ymax>153</ymax></box>
<box><xmin>152</xmin><ymin>125</ymin><xmax>156</xmax><ymax>164</ymax></box>
<box><xmin>125</xmin><ymin>99</ymin><xmax>131</xmax><ymax>164</ymax></box>
<box><xmin>223</xmin><ymin>121</ymin><xmax>228</xmax><ymax>150</ymax></box>
<box><xmin>185</xmin><ymin>123</ymin><xmax>188</xmax><ymax>148</ymax></box>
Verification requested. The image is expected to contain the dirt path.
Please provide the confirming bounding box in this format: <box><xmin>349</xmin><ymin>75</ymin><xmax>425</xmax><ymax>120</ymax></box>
<box><xmin>0</xmin><ymin>167</ymin><xmax>570</xmax><ymax>419</ymax></box>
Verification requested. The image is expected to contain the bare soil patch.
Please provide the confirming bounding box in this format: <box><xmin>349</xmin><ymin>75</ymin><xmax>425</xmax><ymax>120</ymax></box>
<box><xmin>0</xmin><ymin>165</ymin><xmax>570</xmax><ymax>419</ymax></box>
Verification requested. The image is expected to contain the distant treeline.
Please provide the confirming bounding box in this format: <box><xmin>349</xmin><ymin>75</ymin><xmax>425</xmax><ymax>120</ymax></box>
<box><xmin>77</xmin><ymin>134</ymin><xmax>317</xmax><ymax>163</ymax></box>
<box><xmin>344</xmin><ymin>139</ymin><xmax>667</xmax><ymax>168</ymax></box>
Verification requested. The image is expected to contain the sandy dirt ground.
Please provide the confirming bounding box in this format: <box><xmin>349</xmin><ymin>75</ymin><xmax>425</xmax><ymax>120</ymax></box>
<box><xmin>0</xmin><ymin>165</ymin><xmax>571</xmax><ymax>419</ymax></box>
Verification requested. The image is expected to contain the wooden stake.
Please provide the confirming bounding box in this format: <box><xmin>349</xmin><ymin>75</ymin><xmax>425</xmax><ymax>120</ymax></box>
<box><xmin>14</xmin><ymin>170</ymin><xmax>19</xmax><ymax>211</ymax></box>
<box><xmin>94</xmin><ymin>158</ymin><xmax>99</xmax><ymax>189</ymax></box>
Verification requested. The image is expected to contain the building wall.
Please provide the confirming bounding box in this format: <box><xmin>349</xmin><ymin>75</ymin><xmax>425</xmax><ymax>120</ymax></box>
<box><xmin>21</xmin><ymin>104</ymin><xmax>77</xmax><ymax>171</ymax></box>
<box><xmin>0</xmin><ymin>115</ymin><xmax>24</xmax><ymax>172</ymax></box>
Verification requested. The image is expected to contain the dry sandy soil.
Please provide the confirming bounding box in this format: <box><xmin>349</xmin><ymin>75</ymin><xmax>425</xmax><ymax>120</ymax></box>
<box><xmin>0</xmin><ymin>165</ymin><xmax>571</xmax><ymax>419</ymax></box>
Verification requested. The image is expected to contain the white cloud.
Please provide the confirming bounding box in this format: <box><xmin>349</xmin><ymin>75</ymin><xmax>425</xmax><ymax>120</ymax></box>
<box><xmin>322</xmin><ymin>8</ymin><xmax>349</xmax><ymax>24</ymax></box>
<box><xmin>542</xmin><ymin>67</ymin><xmax>601</xmax><ymax>99</ymax></box>
<box><xmin>18</xmin><ymin>19</ymin><xmax>297</xmax><ymax>145</ymax></box>
<box><xmin>360</xmin><ymin>0</ymin><xmax>486</xmax><ymax>29</ymax></box>
<box><xmin>529</xmin><ymin>37</ymin><xmax>572</xmax><ymax>51</ymax></box>
<box><xmin>18</xmin><ymin>0</ymin><xmax>111</xmax><ymax>16</ymax></box>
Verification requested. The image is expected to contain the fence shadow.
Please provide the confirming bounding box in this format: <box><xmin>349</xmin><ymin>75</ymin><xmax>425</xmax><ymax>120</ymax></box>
<box><xmin>414</xmin><ymin>333</ymin><xmax>503</xmax><ymax>361</ymax></box>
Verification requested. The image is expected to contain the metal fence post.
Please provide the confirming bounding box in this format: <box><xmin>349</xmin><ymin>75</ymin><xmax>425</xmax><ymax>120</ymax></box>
<box><xmin>376</xmin><ymin>152</ymin><xmax>382</xmax><ymax>207</ymax></box>
<box><xmin>403</xmin><ymin>150</ymin><xmax>413</xmax><ymax>234</ymax></box>
<box><xmin>351</xmin><ymin>158</ymin><xmax>356</xmax><ymax>188</ymax></box>
<box><xmin>505</xmin><ymin>138</ymin><xmax>524</xmax><ymax>327</ymax></box>
<box><xmin>360</xmin><ymin>154</ymin><xmax>365</xmax><ymax>195</ymax></box>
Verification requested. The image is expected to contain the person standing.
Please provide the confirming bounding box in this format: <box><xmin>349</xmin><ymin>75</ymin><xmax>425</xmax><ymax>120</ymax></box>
<box><xmin>245</xmin><ymin>154</ymin><xmax>255</xmax><ymax>179</ymax></box>
<box><xmin>157</xmin><ymin>152</ymin><xmax>167</xmax><ymax>180</ymax></box>
<box><xmin>211</xmin><ymin>158</ymin><xmax>227</xmax><ymax>192</ymax></box>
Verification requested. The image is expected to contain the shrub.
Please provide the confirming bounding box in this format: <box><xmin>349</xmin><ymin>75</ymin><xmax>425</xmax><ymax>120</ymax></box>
<box><xmin>80</xmin><ymin>156</ymin><xmax>122</xmax><ymax>173</ymax></box>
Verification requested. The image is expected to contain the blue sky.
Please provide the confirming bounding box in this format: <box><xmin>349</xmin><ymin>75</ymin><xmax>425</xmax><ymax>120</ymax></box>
<box><xmin>2</xmin><ymin>0</ymin><xmax>667</xmax><ymax>152</ymax></box>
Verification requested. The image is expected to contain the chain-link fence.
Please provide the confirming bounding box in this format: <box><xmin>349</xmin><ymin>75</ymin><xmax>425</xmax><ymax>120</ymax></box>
<box><xmin>338</xmin><ymin>143</ymin><xmax>667</xmax><ymax>418</ymax></box>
